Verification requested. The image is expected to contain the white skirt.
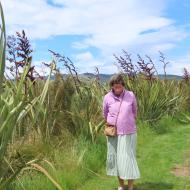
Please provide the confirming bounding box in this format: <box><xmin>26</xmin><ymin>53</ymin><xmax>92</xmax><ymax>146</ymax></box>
<box><xmin>106</xmin><ymin>132</ymin><xmax>141</xmax><ymax>179</ymax></box>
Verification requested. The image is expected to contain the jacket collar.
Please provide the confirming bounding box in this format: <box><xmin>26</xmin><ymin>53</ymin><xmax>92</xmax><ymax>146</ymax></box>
<box><xmin>110</xmin><ymin>88</ymin><xmax>126</xmax><ymax>100</ymax></box>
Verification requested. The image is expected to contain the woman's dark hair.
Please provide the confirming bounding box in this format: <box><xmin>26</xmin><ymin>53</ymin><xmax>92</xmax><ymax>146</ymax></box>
<box><xmin>109</xmin><ymin>73</ymin><xmax>125</xmax><ymax>88</ymax></box>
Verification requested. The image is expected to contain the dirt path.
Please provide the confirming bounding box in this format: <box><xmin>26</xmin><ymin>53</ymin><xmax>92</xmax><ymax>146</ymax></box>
<box><xmin>171</xmin><ymin>150</ymin><xmax>190</xmax><ymax>177</ymax></box>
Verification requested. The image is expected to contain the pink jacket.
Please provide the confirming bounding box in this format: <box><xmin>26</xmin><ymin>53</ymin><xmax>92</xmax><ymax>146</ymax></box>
<box><xmin>102</xmin><ymin>88</ymin><xmax>137</xmax><ymax>135</ymax></box>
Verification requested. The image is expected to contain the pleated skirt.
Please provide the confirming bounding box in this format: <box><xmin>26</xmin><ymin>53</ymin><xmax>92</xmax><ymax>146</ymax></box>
<box><xmin>106</xmin><ymin>132</ymin><xmax>141</xmax><ymax>180</ymax></box>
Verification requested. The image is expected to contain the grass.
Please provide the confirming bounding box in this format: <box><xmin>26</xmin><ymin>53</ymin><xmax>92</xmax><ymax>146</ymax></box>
<box><xmin>79</xmin><ymin>118</ymin><xmax>190</xmax><ymax>190</ymax></box>
<box><xmin>11</xmin><ymin>116</ymin><xmax>190</xmax><ymax>190</ymax></box>
<box><xmin>12</xmin><ymin>130</ymin><xmax>106</xmax><ymax>190</ymax></box>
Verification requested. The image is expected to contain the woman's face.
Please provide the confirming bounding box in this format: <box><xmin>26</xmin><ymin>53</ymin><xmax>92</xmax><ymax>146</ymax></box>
<box><xmin>112</xmin><ymin>83</ymin><xmax>124</xmax><ymax>96</ymax></box>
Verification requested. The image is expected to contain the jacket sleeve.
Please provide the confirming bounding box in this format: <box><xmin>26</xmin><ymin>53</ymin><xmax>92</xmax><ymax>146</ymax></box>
<box><xmin>132</xmin><ymin>92</ymin><xmax>138</xmax><ymax>118</ymax></box>
<box><xmin>102</xmin><ymin>95</ymin><xmax>109</xmax><ymax>120</ymax></box>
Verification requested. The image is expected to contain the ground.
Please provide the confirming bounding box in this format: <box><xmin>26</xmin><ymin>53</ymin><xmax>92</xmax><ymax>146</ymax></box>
<box><xmin>79</xmin><ymin>123</ymin><xmax>190</xmax><ymax>190</ymax></box>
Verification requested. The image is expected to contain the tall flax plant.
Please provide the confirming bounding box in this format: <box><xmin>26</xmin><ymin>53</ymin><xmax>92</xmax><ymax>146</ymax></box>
<box><xmin>0</xmin><ymin>2</ymin><xmax>27</xmax><ymax>187</ymax></box>
<box><xmin>0</xmin><ymin>4</ymin><xmax>63</xmax><ymax>188</ymax></box>
<box><xmin>0</xmin><ymin>2</ymin><xmax>6</xmax><ymax>95</ymax></box>
<box><xmin>16</xmin><ymin>62</ymin><xmax>55</xmax><ymax>143</ymax></box>
<box><xmin>15</xmin><ymin>61</ymin><xmax>73</xmax><ymax>143</ymax></box>
<box><xmin>0</xmin><ymin>66</ymin><xmax>30</xmax><ymax>189</ymax></box>
<box><xmin>1</xmin><ymin>60</ymin><xmax>63</xmax><ymax>190</ymax></box>
<box><xmin>69</xmin><ymin>83</ymin><xmax>105</xmax><ymax>143</ymax></box>
<box><xmin>124</xmin><ymin>76</ymin><xmax>181</xmax><ymax>124</ymax></box>
<box><xmin>176</xmin><ymin>81</ymin><xmax>190</xmax><ymax>123</ymax></box>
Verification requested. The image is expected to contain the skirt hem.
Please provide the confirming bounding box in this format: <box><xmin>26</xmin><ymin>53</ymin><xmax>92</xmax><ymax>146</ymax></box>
<box><xmin>106</xmin><ymin>173</ymin><xmax>141</xmax><ymax>180</ymax></box>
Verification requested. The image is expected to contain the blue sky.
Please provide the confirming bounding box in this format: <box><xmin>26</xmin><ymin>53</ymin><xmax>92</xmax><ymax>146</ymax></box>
<box><xmin>3</xmin><ymin>0</ymin><xmax>190</xmax><ymax>75</ymax></box>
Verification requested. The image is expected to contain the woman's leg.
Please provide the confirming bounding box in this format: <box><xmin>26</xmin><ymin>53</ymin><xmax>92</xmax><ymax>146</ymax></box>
<box><xmin>128</xmin><ymin>179</ymin><xmax>134</xmax><ymax>190</ymax></box>
<box><xmin>117</xmin><ymin>176</ymin><xmax>125</xmax><ymax>188</ymax></box>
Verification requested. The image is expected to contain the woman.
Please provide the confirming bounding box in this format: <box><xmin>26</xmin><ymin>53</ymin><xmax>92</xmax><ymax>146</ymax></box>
<box><xmin>102</xmin><ymin>74</ymin><xmax>140</xmax><ymax>190</ymax></box>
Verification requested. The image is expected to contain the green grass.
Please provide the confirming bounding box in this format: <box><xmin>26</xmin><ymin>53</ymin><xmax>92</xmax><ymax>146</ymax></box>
<box><xmin>79</xmin><ymin>120</ymin><xmax>190</xmax><ymax>190</ymax></box>
<box><xmin>13</xmin><ymin>118</ymin><xmax>190</xmax><ymax>190</ymax></box>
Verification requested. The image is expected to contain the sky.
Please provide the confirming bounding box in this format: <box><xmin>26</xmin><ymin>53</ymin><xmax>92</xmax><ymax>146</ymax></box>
<box><xmin>2</xmin><ymin>0</ymin><xmax>190</xmax><ymax>76</ymax></box>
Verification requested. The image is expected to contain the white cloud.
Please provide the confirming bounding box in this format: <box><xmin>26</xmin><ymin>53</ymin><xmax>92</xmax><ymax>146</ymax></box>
<box><xmin>75</xmin><ymin>52</ymin><xmax>94</xmax><ymax>61</ymax></box>
<box><xmin>2</xmin><ymin>0</ymin><xmax>181</xmax><ymax>43</ymax></box>
<box><xmin>2</xmin><ymin>0</ymin><xmax>190</xmax><ymax>74</ymax></box>
<box><xmin>74</xmin><ymin>51</ymin><xmax>104</xmax><ymax>73</ymax></box>
<box><xmin>168</xmin><ymin>55</ymin><xmax>190</xmax><ymax>75</ymax></box>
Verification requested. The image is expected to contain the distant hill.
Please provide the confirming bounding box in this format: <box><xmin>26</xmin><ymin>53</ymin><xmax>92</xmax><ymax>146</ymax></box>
<box><xmin>47</xmin><ymin>73</ymin><xmax>183</xmax><ymax>82</ymax></box>
<box><xmin>81</xmin><ymin>73</ymin><xmax>183</xmax><ymax>82</ymax></box>
<box><xmin>157</xmin><ymin>74</ymin><xmax>183</xmax><ymax>80</ymax></box>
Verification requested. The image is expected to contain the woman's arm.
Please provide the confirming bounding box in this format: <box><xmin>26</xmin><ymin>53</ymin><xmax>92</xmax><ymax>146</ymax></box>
<box><xmin>102</xmin><ymin>96</ymin><xmax>109</xmax><ymax>121</ymax></box>
<box><xmin>132</xmin><ymin>92</ymin><xmax>138</xmax><ymax>119</ymax></box>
